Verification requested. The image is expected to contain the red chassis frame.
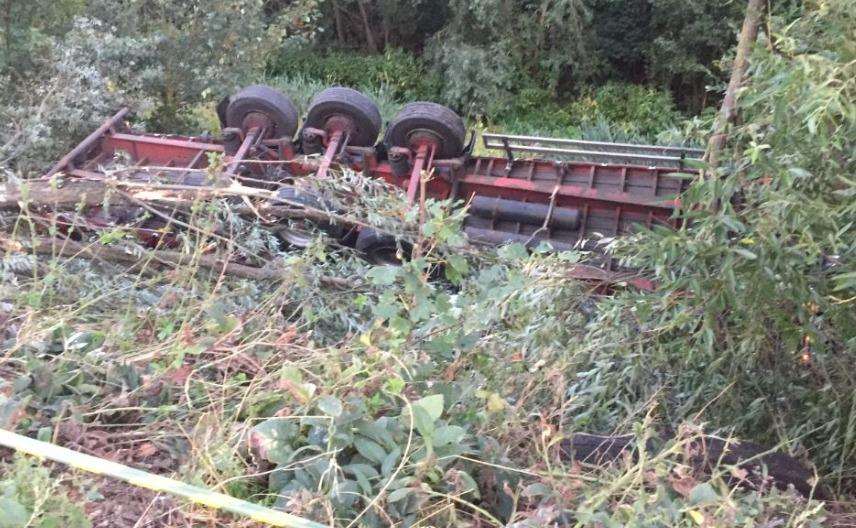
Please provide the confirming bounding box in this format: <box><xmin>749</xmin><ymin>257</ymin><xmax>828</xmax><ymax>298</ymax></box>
<box><xmin>45</xmin><ymin>108</ymin><xmax>700</xmax><ymax>289</ymax></box>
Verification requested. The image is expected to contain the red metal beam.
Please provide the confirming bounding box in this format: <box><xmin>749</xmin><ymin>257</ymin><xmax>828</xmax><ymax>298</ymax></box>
<box><xmin>405</xmin><ymin>144</ymin><xmax>432</xmax><ymax>203</ymax></box>
<box><xmin>457</xmin><ymin>174</ymin><xmax>679</xmax><ymax>209</ymax></box>
<box><xmin>45</xmin><ymin>108</ymin><xmax>130</xmax><ymax>179</ymax></box>
<box><xmin>315</xmin><ymin>130</ymin><xmax>344</xmax><ymax>180</ymax></box>
<box><xmin>225</xmin><ymin>128</ymin><xmax>258</xmax><ymax>176</ymax></box>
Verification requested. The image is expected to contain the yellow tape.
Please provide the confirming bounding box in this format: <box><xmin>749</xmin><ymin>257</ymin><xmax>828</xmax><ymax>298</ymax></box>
<box><xmin>0</xmin><ymin>428</ymin><xmax>325</xmax><ymax>528</ymax></box>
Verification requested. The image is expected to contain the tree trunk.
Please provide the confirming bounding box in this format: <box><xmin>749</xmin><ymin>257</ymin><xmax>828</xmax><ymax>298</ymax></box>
<box><xmin>356</xmin><ymin>1</ymin><xmax>377</xmax><ymax>53</ymax></box>
<box><xmin>332</xmin><ymin>1</ymin><xmax>346</xmax><ymax>45</ymax></box>
<box><xmin>705</xmin><ymin>0</ymin><xmax>766</xmax><ymax>175</ymax></box>
<box><xmin>3</xmin><ymin>0</ymin><xmax>13</xmax><ymax>59</ymax></box>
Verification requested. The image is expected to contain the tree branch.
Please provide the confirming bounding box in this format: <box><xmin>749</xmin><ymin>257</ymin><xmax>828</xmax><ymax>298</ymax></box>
<box><xmin>705</xmin><ymin>0</ymin><xmax>766</xmax><ymax>174</ymax></box>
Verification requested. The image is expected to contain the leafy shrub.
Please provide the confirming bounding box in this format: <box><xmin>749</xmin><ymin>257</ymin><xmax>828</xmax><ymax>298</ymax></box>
<box><xmin>260</xmin><ymin>74</ymin><xmax>403</xmax><ymax>124</ymax></box>
<box><xmin>584</xmin><ymin>0</ymin><xmax>856</xmax><ymax>494</ymax></box>
<box><xmin>493</xmin><ymin>83</ymin><xmax>687</xmax><ymax>143</ymax></box>
<box><xmin>0</xmin><ymin>455</ymin><xmax>90</xmax><ymax>528</ymax></box>
<box><xmin>269</xmin><ymin>47</ymin><xmax>442</xmax><ymax>103</ymax></box>
<box><xmin>0</xmin><ymin>18</ymin><xmax>153</xmax><ymax>175</ymax></box>
<box><xmin>251</xmin><ymin>391</ymin><xmax>481</xmax><ymax>524</ymax></box>
<box><xmin>565</xmin><ymin>82</ymin><xmax>684</xmax><ymax>137</ymax></box>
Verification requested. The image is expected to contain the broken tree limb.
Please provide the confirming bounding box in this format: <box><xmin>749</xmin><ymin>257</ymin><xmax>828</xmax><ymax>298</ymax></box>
<box><xmin>0</xmin><ymin>235</ymin><xmax>357</xmax><ymax>289</ymax></box>
<box><xmin>0</xmin><ymin>177</ymin><xmax>369</xmax><ymax>229</ymax></box>
<box><xmin>705</xmin><ymin>0</ymin><xmax>766</xmax><ymax>174</ymax></box>
<box><xmin>0</xmin><ymin>178</ymin><xmax>115</xmax><ymax>210</ymax></box>
<box><xmin>561</xmin><ymin>433</ymin><xmax>827</xmax><ymax>500</ymax></box>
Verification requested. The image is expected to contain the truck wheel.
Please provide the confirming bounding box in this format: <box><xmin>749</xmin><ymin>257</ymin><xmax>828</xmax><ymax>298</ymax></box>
<box><xmin>225</xmin><ymin>85</ymin><xmax>299</xmax><ymax>140</ymax></box>
<box><xmin>356</xmin><ymin>228</ymin><xmax>410</xmax><ymax>265</ymax></box>
<box><xmin>303</xmin><ymin>87</ymin><xmax>382</xmax><ymax>147</ymax></box>
<box><xmin>384</xmin><ymin>102</ymin><xmax>466</xmax><ymax>159</ymax></box>
<box><xmin>274</xmin><ymin>185</ymin><xmax>343</xmax><ymax>248</ymax></box>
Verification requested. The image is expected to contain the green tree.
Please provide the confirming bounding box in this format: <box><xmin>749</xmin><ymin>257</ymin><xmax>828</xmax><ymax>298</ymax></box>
<box><xmin>427</xmin><ymin>0</ymin><xmax>593</xmax><ymax>117</ymax></box>
<box><xmin>0</xmin><ymin>0</ymin><xmax>84</xmax><ymax>75</ymax></box>
<box><xmin>644</xmin><ymin>0</ymin><xmax>744</xmax><ymax>111</ymax></box>
<box><xmin>594</xmin><ymin>0</ymin><xmax>855</xmax><ymax>490</ymax></box>
<box><xmin>81</xmin><ymin>0</ymin><xmax>279</xmax><ymax>129</ymax></box>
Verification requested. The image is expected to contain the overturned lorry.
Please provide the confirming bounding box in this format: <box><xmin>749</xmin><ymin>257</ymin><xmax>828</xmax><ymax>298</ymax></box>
<box><xmin>27</xmin><ymin>85</ymin><xmax>702</xmax><ymax>286</ymax></box>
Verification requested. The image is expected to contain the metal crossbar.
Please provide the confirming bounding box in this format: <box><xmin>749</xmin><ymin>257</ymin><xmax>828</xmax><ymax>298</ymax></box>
<box><xmin>482</xmin><ymin>133</ymin><xmax>703</xmax><ymax>166</ymax></box>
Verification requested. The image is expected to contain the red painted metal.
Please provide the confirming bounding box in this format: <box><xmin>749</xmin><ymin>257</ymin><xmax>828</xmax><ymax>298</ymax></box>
<box><xmin>315</xmin><ymin>130</ymin><xmax>344</xmax><ymax>180</ymax></box>
<box><xmin>44</xmin><ymin>108</ymin><xmax>130</xmax><ymax>179</ymax></box>
<box><xmin>225</xmin><ymin>128</ymin><xmax>258</xmax><ymax>176</ymax></box>
<box><xmin>405</xmin><ymin>143</ymin><xmax>432</xmax><ymax>203</ymax></box>
<box><xmin>49</xmin><ymin>110</ymin><xmax>698</xmax><ymax>286</ymax></box>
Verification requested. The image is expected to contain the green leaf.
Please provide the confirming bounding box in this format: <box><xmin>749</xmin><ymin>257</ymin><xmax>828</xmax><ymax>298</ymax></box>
<box><xmin>279</xmin><ymin>365</ymin><xmax>303</xmax><ymax>384</ymax></box>
<box><xmin>251</xmin><ymin>419</ymin><xmax>297</xmax><ymax>465</ymax></box>
<box><xmin>343</xmin><ymin>464</ymin><xmax>377</xmax><ymax>494</ymax></box>
<box><xmin>366</xmin><ymin>265</ymin><xmax>399</xmax><ymax>286</ymax></box>
<box><xmin>384</xmin><ymin>377</ymin><xmax>406</xmax><ymax>395</ymax></box>
<box><xmin>354</xmin><ymin>437</ymin><xmax>387</xmax><ymax>464</ymax></box>
<box><xmin>433</xmin><ymin>425</ymin><xmax>466</xmax><ymax>447</ymax></box>
<box><xmin>356</xmin><ymin>421</ymin><xmax>396</xmax><ymax>450</ymax></box>
<box><xmin>386</xmin><ymin>486</ymin><xmax>413</xmax><ymax>503</ymax></box>
<box><xmin>63</xmin><ymin>331</ymin><xmax>105</xmax><ymax>353</ymax></box>
<box><xmin>733</xmin><ymin>248</ymin><xmax>757</xmax><ymax>260</ymax></box>
<box><xmin>689</xmin><ymin>482</ymin><xmax>719</xmax><ymax>505</ymax></box>
<box><xmin>413</xmin><ymin>394</ymin><xmax>444</xmax><ymax>421</ymax></box>
<box><xmin>455</xmin><ymin>470</ymin><xmax>480</xmax><ymax>498</ymax></box>
<box><xmin>381</xmin><ymin>447</ymin><xmax>401</xmax><ymax>476</ymax></box>
<box><xmin>833</xmin><ymin>271</ymin><xmax>856</xmax><ymax>291</ymax></box>
<box><xmin>317</xmin><ymin>395</ymin><xmax>343</xmax><ymax>418</ymax></box>
<box><xmin>332</xmin><ymin>479</ymin><xmax>359</xmax><ymax>508</ymax></box>
<box><xmin>411</xmin><ymin>405</ymin><xmax>435</xmax><ymax>440</ymax></box>
<box><xmin>0</xmin><ymin>498</ymin><xmax>29</xmax><ymax>528</ymax></box>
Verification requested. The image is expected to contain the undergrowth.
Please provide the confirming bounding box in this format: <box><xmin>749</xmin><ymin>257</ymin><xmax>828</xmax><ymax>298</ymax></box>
<box><xmin>0</xmin><ymin>2</ymin><xmax>853</xmax><ymax>526</ymax></box>
<box><xmin>0</xmin><ymin>164</ymin><xmax>836</xmax><ymax>526</ymax></box>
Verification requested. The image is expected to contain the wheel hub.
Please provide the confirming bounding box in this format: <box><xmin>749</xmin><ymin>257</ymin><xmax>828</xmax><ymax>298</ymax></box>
<box><xmin>323</xmin><ymin>114</ymin><xmax>356</xmax><ymax>143</ymax></box>
<box><xmin>406</xmin><ymin>129</ymin><xmax>443</xmax><ymax>152</ymax></box>
<box><xmin>242</xmin><ymin>112</ymin><xmax>274</xmax><ymax>137</ymax></box>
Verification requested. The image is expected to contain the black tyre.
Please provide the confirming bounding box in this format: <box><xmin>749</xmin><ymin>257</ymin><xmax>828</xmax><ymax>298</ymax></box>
<box><xmin>225</xmin><ymin>85</ymin><xmax>299</xmax><ymax>140</ymax></box>
<box><xmin>355</xmin><ymin>228</ymin><xmax>410</xmax><ymax>266</ymax></box>
<box><xmin>384</xmin><ymin>102</ymin><xmax>466</xmax><ymax>159</ymax></box>
<box><xmin>274</xmin><ymin>186</ymin><xmax>343</xmax><ymax>248</ymax></box>
<box><xmin>303</xmin><ymin>87</ymin><xmax>382</xmax><ymax>147</ymax></box>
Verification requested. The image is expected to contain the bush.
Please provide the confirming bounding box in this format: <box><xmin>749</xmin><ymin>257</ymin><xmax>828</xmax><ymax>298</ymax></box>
<box><xmin>260</xmin><ymin>74</ymin><xmax>403</xmax><ymax>124</ymax></box>
<box><xmin>0</xmin><ymin>455</ymin><xmax>90</xmax><ymax>528</ymax></box>
<box><xmin>565</xmin><ymin>82</ymin><xmax>684</xmax><ymax>137</ymax></box>
<box><xmin>268</xmin><ymin>47</ymin><xmax>442</xmax><ymax>103</ymax></box>
<box><xmin>587</xmin><ymin>0</ymin><xmax>856</xmax><ymax>493</ymax></box>
<box><xmin>0</xmin><ymin>18</ymin><xmax>153</xmax><ymax>175</ymax></box>
<box><xmin>494</xmin><ymin>83</ymin><xmax>687</xmax><ymax>142</ymax></box>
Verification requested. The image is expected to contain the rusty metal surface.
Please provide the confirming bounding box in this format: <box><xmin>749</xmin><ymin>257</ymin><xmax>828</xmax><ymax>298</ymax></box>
<box><xmin>47</xmin><ymin>108</ymin><xmax>698</xmax><ymax>287</ymax></box>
